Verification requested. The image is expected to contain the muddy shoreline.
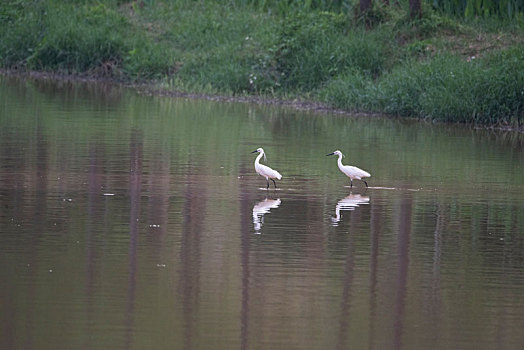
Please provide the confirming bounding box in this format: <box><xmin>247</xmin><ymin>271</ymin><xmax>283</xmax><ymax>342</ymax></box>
<box><xmin>0</xmin><ymin>69</ymin><xmax>370</xmax><ymax>116</ymax></box>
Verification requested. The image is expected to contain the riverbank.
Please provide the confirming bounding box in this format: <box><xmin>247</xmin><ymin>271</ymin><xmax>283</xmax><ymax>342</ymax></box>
<box><xmin>1</xmin><ymin>1</ymin><xmax>523</xmax><ymax>127</ymax></box>
<box><xmin>0</xmin><ymin>68</ymin><xmax>380</xmax><ymax>115</ymax></box>
<box><xmin>5</xmin><ymin>68</ymin><xmax>523</xmax><ymax>134</ymax></box>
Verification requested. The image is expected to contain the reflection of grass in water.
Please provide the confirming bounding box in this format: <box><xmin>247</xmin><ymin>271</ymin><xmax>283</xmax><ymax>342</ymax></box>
<box><xmin>2</xmin><ymin>75</ymin><xmax>524</xmax><ymax>278</ymax></box>
<box><xmin>3</xmin><ymin>74</ymin><xmax>523</xmax><ymax>192</ymax></box>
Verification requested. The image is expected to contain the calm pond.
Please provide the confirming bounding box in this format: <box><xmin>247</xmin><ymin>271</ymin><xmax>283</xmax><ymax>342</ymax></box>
<box><xmin>1</xmin><ymin>76</ymin><xmax>524</xmax><ymax>350</ymax></box>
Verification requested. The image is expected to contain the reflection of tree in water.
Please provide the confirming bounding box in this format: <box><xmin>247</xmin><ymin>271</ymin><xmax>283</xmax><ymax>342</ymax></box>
<box><xmin>3</xmin><ymin>78</ymin><xmax>524</xmax><ymax>349</ymax></box>
<box><xmin>336</xmin><ymin>207</ymin><xmax>359</xmax><ymax>350</ymax></box>
<box><xmin>85</xmin><ymin>141</ymin><xmax>107</xmax><ymax>349</ymax></box>
<box><xmin>125</xmin><ymin>130</ymin><xmax>142</xmax><ymax>350</ymax></box>
<box><xmin>368</xmin><ymin>199</ymin><xmax>383</xmax><ymax>350</ymax></box>
<box><xmin>428</xmin><ymin>202</ymin><xmax>444</xmax><ymax>345</ymax></box>
<box><xmin>393</xmin><ymin>194</ymin><xmax>412</xmax><ymax>350</ymax></box>
<box><xmin>179</xmin><ymin>162</ymin><xmax>207</xmax><ymax>350</ymax></box>
<box><xmin>0</xmin><ymin>117</ymin><xmax>51</xmax><ymax>348</ymax></box>
<box><xmin>146</xmin><ymin>152</ymin><xmax>171</xmax><ymax>251</ymax></box>
<box><xmin>240</xmin><ymin>163</ymin><xmax>252</xmax><ymax>350</ymax></box>
<box><xmin>28</xmin><ymin>118</ymin><xmax>48</xmax><ymax>349</ymax></box>
<box><xmin>334</xmin><ymin>192</ymin><xmax>413</xmax><ymax>350</ymax></box>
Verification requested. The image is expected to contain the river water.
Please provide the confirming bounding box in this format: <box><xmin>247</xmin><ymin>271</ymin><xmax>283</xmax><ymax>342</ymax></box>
<box><xmin>1</xmin><ymin>76</ymin><xmax>523</xmax><ymax>349</ymax></box>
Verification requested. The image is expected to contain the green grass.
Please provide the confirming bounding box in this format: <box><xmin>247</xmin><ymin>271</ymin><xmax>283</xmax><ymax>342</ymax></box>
<box><xmin>0</xmin><ymin>0</ymin><xmax>174</xmax><ymax>78</ymax></box>
<box><xmin>0</xmin><ymin>0</ymin><xmax>523</xmax><ymax>126</ymax></box>
<box><xmin>318</xmin><ymin>46</ymin><xmax>524</xmax><ymax>125</ymax></box>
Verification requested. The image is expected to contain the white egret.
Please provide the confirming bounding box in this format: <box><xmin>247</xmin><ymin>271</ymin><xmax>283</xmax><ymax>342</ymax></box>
<box><xmin>326</xmin><ymin>150</ymin><xmax>371</xmax><ymax>188</ymax></box>
<box><xmin>251</xmin><ymin>148</ymin><xmax>282</xmax><ymax>189</ymax></box>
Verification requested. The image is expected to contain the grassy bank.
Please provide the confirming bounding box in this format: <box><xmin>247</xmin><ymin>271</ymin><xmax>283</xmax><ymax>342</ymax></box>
<box><xmin>1</xmin><ymin>0</ymin><xmax>523</xmax><ymax>126</ymax></box>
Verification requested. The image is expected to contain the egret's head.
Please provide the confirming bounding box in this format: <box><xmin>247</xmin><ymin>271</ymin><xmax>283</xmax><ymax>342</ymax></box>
<box><xmin>326</xmin><ymin>150</ymin><xmax>343</xmax><ymax>157</ymax></box>
<box><xmin>251</xmin><ymin>147</ymin><xmax>264</xmax><ymax>154</ymax></box>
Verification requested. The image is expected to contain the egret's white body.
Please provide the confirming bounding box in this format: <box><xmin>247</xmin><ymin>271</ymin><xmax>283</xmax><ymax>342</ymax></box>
<box><xmin>327</xmin><ymin>150</ymin><xmax>371</xmax><ymax>188</ymax></box>
<box><xmin>252</xmin><ymin>148</ymin><xmax>282</xmax><ymax>189</ymax></box>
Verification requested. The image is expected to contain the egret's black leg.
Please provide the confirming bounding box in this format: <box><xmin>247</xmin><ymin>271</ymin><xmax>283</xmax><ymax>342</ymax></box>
<box><xmin>266</xmin><ymin>180</ymin><xmax>270</xmax><ymax>190</ymax></box>
<box><xmin>271</xmin><ymin>179</ymin><xmax>277</xmax><ymax>189</ymax></box>
<box><xmin>350</xmin><ymin>180</ymin><xmax>353</xmax><ymax>188</ymax></box>
<box><xmin>363</xmin><ymin>180</ymin><xmax>368</xmax><ymax>188</ymax></box>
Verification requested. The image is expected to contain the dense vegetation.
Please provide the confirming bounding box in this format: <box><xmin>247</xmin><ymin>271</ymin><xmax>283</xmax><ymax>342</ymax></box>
<box><xmin>1</xmin><ymin>0</ymin><xmax>523</xmax><ymax>126</ymax></box>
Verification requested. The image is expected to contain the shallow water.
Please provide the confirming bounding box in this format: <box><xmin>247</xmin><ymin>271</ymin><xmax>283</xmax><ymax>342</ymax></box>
<box><xmin>1</xmin><ymin>76</ymin><xmax>524</xmax><ymax>349</ymax></box>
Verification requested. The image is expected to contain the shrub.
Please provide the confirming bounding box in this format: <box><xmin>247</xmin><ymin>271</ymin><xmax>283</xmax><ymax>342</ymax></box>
<box><xmin>319</xmin><ymin>45</ymin><xmax>523</xmax><ymax>125</ymax></box>
<box><xmin>317</xmin><ymin>70</ymin><xmax>377</xmax><ymax>111</ymax></box>
<box><xmin>0</xmin><ymin>1</ymin><xmax>175</xmax><ymax>79</ymax></box>
<box><xmin>0</xmin><ymin>0</ymin><xmax>45</xmax><ymax>67</ymax></box>
<box><xmin>26</xmin><ymin>3</ymin><xmax>130</xmax><ymax>73</ymax></box>
<box><xmin>273</xmin><ymin>11</ymin><xmax>391</xmax><ymax>91</ymax></box>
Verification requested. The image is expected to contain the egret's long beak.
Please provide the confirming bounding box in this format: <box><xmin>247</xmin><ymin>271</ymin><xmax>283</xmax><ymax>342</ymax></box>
<box><xmin>326</xmin><ymin>152</ymin><xmax>335</xmax><ymax>156</ymax></box>
<box><xmin>251</xmin><ymin>150</ymin><xmax>258</xmax><ymax>153</ymax></box>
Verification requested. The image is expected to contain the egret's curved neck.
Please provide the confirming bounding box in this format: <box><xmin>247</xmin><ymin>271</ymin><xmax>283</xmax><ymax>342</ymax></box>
<box><xmin>337</xmin><ymin>154</ymin><xmax>344</xmax><ymax>168</ymax></box>
<box><xmin>255</xmin><ymin>152</ymin><xmax>264</xmax><ymax>165</ymax></box>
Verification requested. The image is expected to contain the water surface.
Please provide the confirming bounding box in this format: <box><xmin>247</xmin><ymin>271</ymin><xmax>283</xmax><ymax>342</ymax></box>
<box><xmin>1</xmin><ymin>76</ymin><xmax>524</xmax><ymax>349</ymax></box>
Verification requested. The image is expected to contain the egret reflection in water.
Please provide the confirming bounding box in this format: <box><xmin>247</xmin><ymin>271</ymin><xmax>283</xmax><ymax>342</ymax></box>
<box><xmin>252</xmin><ymin>198</ymin><xmax>281</xmax><ymax>233</ymax></box>
<box><xmin>331</xmin><ymin>193</ymin><xmax>370</xmax><ymax>226</ymax></box>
